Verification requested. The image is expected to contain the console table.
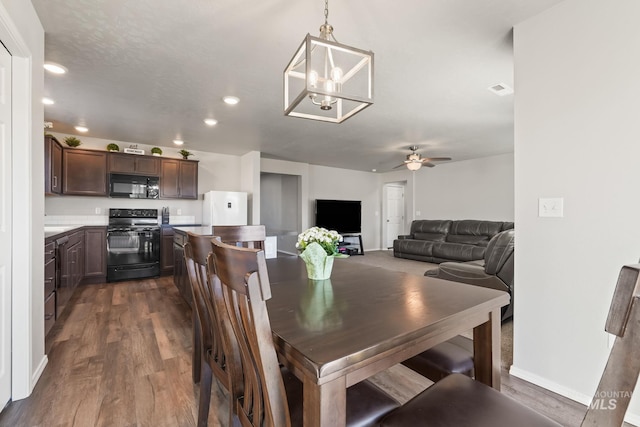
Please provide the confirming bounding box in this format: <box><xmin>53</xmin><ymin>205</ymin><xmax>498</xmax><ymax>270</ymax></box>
<box><xmin>340</xmin><ymin>234</ymin><xmax>364</xmax><ymax>255</ymax></box>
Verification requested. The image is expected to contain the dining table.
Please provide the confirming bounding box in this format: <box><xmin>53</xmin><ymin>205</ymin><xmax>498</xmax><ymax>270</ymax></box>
<box><xmin>265</xmin><ymin>255</ymin><xmax>510</xmax><ymax>427</ymax></box>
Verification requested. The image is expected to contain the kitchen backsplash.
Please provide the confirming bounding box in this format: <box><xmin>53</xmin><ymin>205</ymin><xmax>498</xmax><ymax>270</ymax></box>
<box><xmin>44</xmin><ymin>215</ymin><xmax>197</xmax><ymax>226</ymax></box>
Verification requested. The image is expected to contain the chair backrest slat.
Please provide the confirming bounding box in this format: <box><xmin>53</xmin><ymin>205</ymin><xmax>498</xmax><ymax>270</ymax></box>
<box><xmin>582</xmin><ymin>264</ymin><xmax>640</xmax><ymax>426</ymax></box>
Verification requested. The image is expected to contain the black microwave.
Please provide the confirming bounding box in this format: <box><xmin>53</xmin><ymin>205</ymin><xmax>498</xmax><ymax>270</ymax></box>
<box><xmin>109</xmin><ymin>173</ymin><xmax>160</xmax><ymax>199</ymax></box>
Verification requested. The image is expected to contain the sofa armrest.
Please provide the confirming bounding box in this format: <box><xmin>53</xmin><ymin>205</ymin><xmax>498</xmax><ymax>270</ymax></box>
<box><xmin>396</xmin><ymin>235</ymin><xmax>412</xmax><ymax>240</ymax></box>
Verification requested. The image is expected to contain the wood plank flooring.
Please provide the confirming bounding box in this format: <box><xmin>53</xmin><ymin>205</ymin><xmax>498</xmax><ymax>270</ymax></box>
<box><xmin>0</xmin><ymin>274</ymin><xmax>605</xmax><ymax>426</ymax></box>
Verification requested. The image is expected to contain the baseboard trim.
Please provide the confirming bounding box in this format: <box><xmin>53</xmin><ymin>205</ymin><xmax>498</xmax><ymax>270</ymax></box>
<box><xmin>30</xmin><ymin>355</ymin><xmax>48</xmax><ymax>396</ymax></box>
<box><xmin>509</xmin><ymin>365</ymin><xmax>640</xmax><ymax>426</ymax></box>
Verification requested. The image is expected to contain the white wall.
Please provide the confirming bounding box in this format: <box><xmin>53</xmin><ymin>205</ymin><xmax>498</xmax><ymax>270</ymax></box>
<box><xmin>0</xmin><ymin>0</ymin><xmax>45</xmax><ymax>399</ymax></box>
<box><xmin>240</xmin><ymin>151</ymin><xmax>261</xmax><ymax>225</ymax></box>
<box><xmin>309</xmin><ymin>165</ymin><xmax>382</xmax><ymax>251</ymax></box>
<box><xmin>513</xmin><ymin>0</ymin><xmax>640</xmax><ymax>422</ymax></box>
<box><xmin>414</xmin><ymin>153</ymin><xmax>514</xmax><ymax>221</ymax></box>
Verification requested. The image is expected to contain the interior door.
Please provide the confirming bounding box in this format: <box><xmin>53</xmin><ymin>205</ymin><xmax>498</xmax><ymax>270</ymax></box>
<box><xmin>385</xmin><ymin>184</ymin><xmax>405</xmax><ymax>249</ymax></box>
<box><xmin>0</xmin><ymin>41</ymin><xmax>12</xmax><ymax>412</ymax></box>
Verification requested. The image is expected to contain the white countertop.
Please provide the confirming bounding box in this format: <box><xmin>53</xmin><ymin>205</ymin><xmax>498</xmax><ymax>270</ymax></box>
<box><xmin>44</xmin><ymin>225</ymin><xmax>84</xmax><ymax>239</ymax></box>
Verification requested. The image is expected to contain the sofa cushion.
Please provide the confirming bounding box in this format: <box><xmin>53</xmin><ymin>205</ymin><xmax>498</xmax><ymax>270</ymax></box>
<box><xmin>432</xmin><ymin>242</ymin><xmax>485</xmax><ymax>262</ymax></box>
<box><xmin>394</xmin><ymin>239</ymin><xmax>435</xmax><ymax>257</ymax></box>
<box><xmin>410</xmin><ymin>220</ymin><xmax>452</xmax><ymax>236</ymax></box>
<box><xmin>414</xmin><ymin>232</ymin><xmax>447</xmax><ymax>242</ymax></box>
<box><xmin>502</xmin><ymin>222</ymin><xmax>514</xmax><ymax>231</ymax></box>
<box><xmin>445</xmin><ymin>234</ymin><xmax>491</xmax><ymax>246</ymax></box>
<box><xmin>449</xmin><ymin>220</ymin><xmax>503</xmax><ymax>237</ymax></box>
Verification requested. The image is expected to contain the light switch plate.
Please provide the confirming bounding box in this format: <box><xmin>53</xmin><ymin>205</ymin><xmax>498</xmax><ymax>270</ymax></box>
<box><xmin>539</xmin><ymin>197</ymin><xmax>564</xmax><ymax>217</ymax></box>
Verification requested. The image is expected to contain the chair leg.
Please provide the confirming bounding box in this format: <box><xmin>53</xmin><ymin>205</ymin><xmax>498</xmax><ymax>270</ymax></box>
<box><xmin>193</xmin><ymin>311</ymin><xmax>202</xmax><ymax>383</ymax></box>
<box><xmin>198</xmin><ymin>361</ymin><xmax>213</xmax><ymax>427</ymax></box>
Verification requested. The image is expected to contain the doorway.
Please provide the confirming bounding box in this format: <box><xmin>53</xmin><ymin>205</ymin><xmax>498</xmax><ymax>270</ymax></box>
<box><xmin>383</xmin><ymin>183</ymin><xmax>406</xmax><ymax>249</ymax></box>
<box><xmin>0</xmin><ymin>40</ymin><xmax>12</xmax><ymax>411</ymax></box>
<box><xmin>260</xmin><ymin>173</ymin><xmax>301</xmax><ymax>255</ymax></box>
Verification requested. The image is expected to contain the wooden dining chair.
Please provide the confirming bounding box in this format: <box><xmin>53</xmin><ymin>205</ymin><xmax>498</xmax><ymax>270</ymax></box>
<box><xmin>211</xmin><ymin>224</ymin><xmax>266</xmax><ymax>249</ymax></box>
<box><xmin>185</xmin><ymin>233</ymin><xmax>230</xmax><ymax>427</ymax></box>
<box><xmin>378</xmin><ymin>264</ymin><xmax>640</xmax><ymax>427</ymax></box>
<box><xmin>186</xmin><ymin>226</ymin><xmax>267</xmax><ymax>426</ymax></box>
<box><xmin>209</xmin><ymin>238</ymin><xmax>400</xmax><ymax>427</ymax></box>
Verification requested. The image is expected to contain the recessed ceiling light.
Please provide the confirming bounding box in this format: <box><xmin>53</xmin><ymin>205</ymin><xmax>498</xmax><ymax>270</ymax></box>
<box><xmin>223</xmin><ymin>96</ymin><xmax>239</xmax><ymax>105</ymax></box>
<box><xmin>173</xmin><ymin>139</ymin><xmax>184</xmax><ymax>145</ymax></box>
<box><xmin>44</xmin><ymin>62</ymin><xmax>67</xmax><ymax>74</ymax></box>
<box><xmin>75</xmin><ymin>125</ymin><xmax>88</xmax><ymax>132</ymax></box>
<box><xmin>42</xmin><ymin>97</ymin><xmax>55</xmax><ymax>105</ymax></box>
<box><xmin>371</xmin><ymin>169</ymin><xmax>377</xmax><ymax>172</ymax></box>
<box><xmin>488</xmin><ymin>83</ymin><xmax>513</xmax><ymax>96</ymax></box>
<box><xmin>204</xmin><ymin>118</ymin><xmax>218</xmax><ymax>126</ymax></box>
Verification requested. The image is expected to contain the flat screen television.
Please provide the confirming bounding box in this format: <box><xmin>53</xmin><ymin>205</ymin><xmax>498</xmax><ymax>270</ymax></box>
<box><xmin>315</xmin><ymin>199</ymin><xmax>361</xmax><ymax>234</ymax></box>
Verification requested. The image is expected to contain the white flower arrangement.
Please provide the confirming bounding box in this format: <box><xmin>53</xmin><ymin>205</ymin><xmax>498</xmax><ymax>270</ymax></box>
<box><xmin>296</xmin><ymin>226</ymin><xmax>342</xmax><ymax>256</ymax></box>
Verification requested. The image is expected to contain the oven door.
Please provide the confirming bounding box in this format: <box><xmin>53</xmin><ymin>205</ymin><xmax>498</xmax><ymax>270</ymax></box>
<box><xmin>106</xmin><ymin>227</ymin><xmax>160</xmax><ymax>281</ymax></box>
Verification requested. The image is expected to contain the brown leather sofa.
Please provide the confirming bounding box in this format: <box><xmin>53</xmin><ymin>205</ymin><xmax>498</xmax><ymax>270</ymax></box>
<box><xmin>393</xmin><ymin>219</ymin><xmax>513</xmax><ymax>263</ymax></box>
<box><xmin>425</xmin><ymin>229</ymin><xmax>515</xmax><ymax>320</ymax></box>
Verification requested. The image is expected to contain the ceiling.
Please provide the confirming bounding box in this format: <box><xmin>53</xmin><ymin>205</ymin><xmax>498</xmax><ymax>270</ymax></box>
<box><xmin>32</xmin><ymin>0</ymin><xmax>563</xmax><ymax>172</ymax></box>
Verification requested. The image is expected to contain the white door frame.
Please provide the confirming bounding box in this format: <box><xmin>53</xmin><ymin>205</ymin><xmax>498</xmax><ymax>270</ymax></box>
<box><xmin>0</xmin><ymin>37</ymin><xmax>12</xmax><ymax>412</ymax></box>
<box><xmin>0</xmin><ymin>4</ymin><xmax>43</xmax><ymax>401</ymax></box>
<box><xmin>382</xmin><ymin>181</ymin><xmax>407</xmax><ymax>250</ymax></box>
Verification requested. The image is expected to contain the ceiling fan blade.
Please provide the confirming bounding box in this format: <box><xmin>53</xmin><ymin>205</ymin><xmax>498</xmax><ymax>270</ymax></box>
<box><xmin>425</xmin><ymin>157</ymin><xmax>452</xmax><ymax>162</ymax></box>
<box><xmin>392</xmin><ymin>163</ymin><xmax>407</xmax><ymax>169</ymax></box>
<box><xmin>423</xmin><ymin>162</ymin><xmax>436</xmax><ymax>168</ymax></box>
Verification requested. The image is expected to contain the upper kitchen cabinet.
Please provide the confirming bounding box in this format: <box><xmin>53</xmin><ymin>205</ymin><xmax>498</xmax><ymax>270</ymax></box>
<box><xmin>44</xmin><ymin>135</ymin><xmax>63</xmax><ymax>195</ymax></box>
<box><xmin>160</xmin><ymin>158</ymin><xmax>198</xmax><ymax>199</ymax></box>
<box><xmin>62</xmin><ymin>149</ymin><xmax>108</xmax><ymax>196</ymax></box>
<box><xmin>108</xmin><ymin>152</ymin><xmax>160</xmax><ymax>176</ymax></box>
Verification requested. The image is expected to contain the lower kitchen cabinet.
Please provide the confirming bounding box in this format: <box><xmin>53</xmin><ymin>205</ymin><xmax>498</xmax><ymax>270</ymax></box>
<box><xmin>84</xmin><ymin>226</ymin><xmax>107</xmax><ymax>282</ymax></box>
<box><xmin>55</xmin><ymin>230</ymin><xmax>84</xmax><ymax>319</ymax></box>
<box><xmin>161</xmin><ymin>226</ymin><xmax>174</xmax><ymax>275</ymax></box>
<box><xmin>172</xmin><ymin>230</ymin><xmax>192</xmax><ymax>307</ymax></box>
<box><xmin>44</xmin><ymin>241</ymin><xmax>56</xmax><ymax>336</ymax></box>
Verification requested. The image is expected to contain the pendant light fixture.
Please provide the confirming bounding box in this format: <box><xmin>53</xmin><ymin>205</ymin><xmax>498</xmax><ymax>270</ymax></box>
<box><xmin>284</xmin><ymin>0</ymin><xmax>374</xmax><ymax>123</ymax></box>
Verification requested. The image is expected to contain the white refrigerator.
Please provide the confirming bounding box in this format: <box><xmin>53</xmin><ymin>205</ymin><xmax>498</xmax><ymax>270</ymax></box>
<box><xmin>202</xmin><ymin>191</ymin><xmax>248</xmax><ymax>226</ymax></box>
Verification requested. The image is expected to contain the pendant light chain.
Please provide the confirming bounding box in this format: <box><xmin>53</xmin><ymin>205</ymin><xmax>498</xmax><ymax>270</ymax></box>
<box><xmin>324</xmin><ymin>0</ymin><xmax>329</xmax><ymax>25</ymax></box>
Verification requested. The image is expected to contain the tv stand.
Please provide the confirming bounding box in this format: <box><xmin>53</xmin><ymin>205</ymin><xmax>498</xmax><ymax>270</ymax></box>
<box><xmin>339</xmin><ymin>234</ymin><xmax>364</xmax><ymax>255</ymax></box>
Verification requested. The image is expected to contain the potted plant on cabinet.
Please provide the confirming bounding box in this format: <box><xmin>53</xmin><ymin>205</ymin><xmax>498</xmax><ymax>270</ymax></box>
<box><xmin>64</xmin><ymin>136</ymin><xmax>82</xmax><ymax>148</ymax></box>
<box><xmin>179</xmin><ymin>149</ymin><xmax>193</xmax><ymax>160</ymax></box>
<box><xmin>151</xmin><ymin>147</ymin><xmax>163</xmax><ymax>156</ymax></box>
<box><xmin>106</xmin><ymin>143</ymin><xmax>119</xmax><ymax>152</ymax></box>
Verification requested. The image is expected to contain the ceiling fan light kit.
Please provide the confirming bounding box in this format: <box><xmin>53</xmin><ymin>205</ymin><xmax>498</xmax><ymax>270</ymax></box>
<box><xmin>394</xmin><ymin>145</ymin><xmax>452</xmax><ymax>171</ymax></box>
<box><xmin>284</xmin><ymin>0</ymin><xmax>374</xmax><ymax>124</ymax></box>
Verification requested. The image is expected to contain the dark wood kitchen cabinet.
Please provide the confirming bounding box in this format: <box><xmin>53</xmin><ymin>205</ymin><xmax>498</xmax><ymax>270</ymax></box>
<box><xmin>108</xmin><ymin>152</ymin><xmax>160</xmax><ymax>176</ymax></box>
<box><xmin>84</xmin><ymin>226</ymin><xmax>107</xmax><ymax>282</ymax></box>
<box><xmin>57</xmin><ymin>230</ymin><xmax>84</xmax><ymax>317</ymax></box>
<box><xmin>172</xmin><ymin>230</ymin><xmax>192</xmax><ymax>307</ymax></box>
<box><xmin>44</xmin><ymin>135</ymin><xmax>63</xmax><ymax>195</ymax></box>
<box><xmin>160</xmin><ymin>158</ymin><xmax>198</xmax><ymax>199</ymax></box>
<box><xmin>62</xmin><ymin>149</ymin><xmax>108</xmax><ymax>196</ymax></box>
<box><xmin>44</xmin><ymin>241</ymin><xmax>56</xmax><ymax>335</ymax></box>
<box><xmin>161</xmin><ymin>226</ymin><xmax>175</xmax><ymax>275</ymax></box>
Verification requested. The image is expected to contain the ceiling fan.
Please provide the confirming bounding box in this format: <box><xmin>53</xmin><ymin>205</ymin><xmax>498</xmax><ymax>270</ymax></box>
<box><xmin>393</xmin><ymin>146</ymin><xmax>452</xmax><ymax>171</ymax></box>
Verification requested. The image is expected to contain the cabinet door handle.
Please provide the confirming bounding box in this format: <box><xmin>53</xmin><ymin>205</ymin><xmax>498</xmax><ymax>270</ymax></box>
<box><xmin>53</xmin><ymin>176</ymin><xmax>58</xmax><ymax>188</ymax></box>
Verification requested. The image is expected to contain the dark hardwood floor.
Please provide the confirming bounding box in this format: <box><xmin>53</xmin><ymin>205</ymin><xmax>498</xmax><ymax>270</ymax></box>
<box><xmin>0</xmin><ymin>274</ymin><xmax>606</xmax><ymax>426</ymax></box>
